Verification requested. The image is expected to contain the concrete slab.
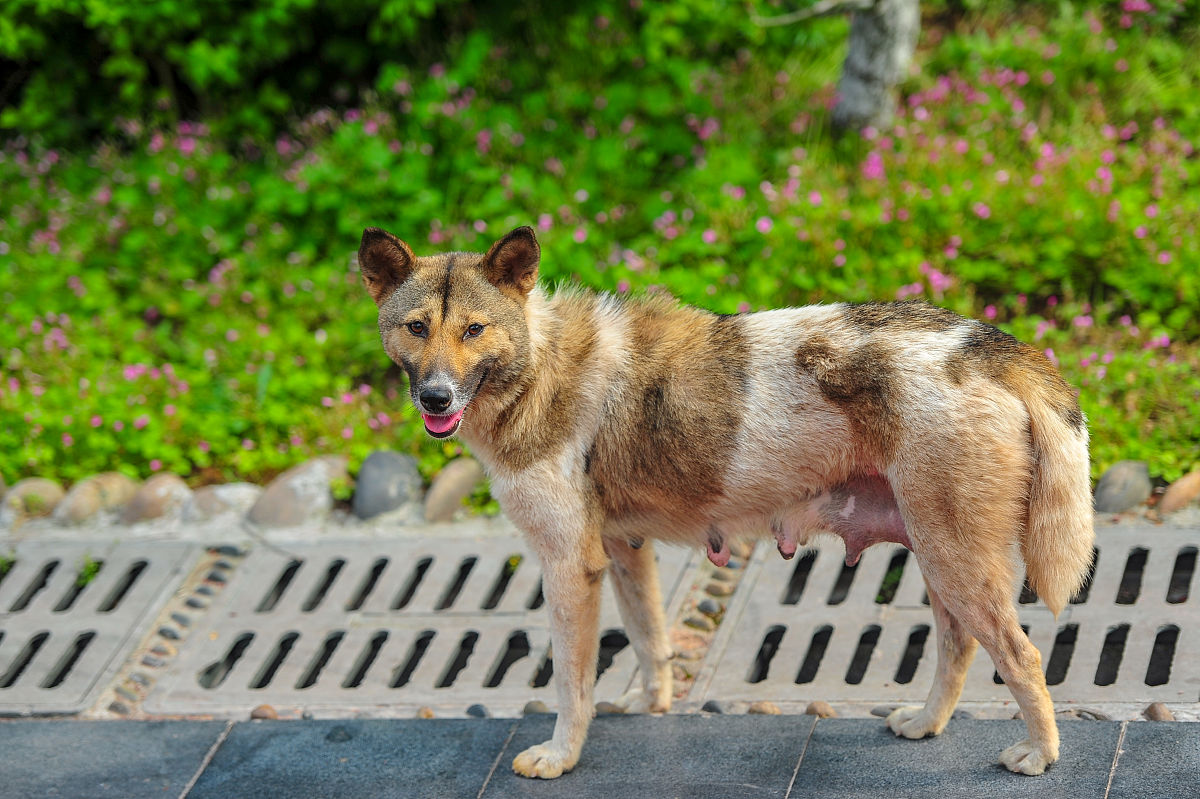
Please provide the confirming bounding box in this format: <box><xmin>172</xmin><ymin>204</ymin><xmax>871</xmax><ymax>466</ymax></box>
<box><xmin>1109</xmin><ymin>721</ymin><xmax>1200</xmax><ymax>799</ymax></box>
<box><xmin>483</xmin><ymin>713</ymin><xmax>817</xmax><ymax>799</ymax></box>
<box><xmin>188</xmin><ymin>718</ymin><xmax>517</xmax><ymax>799</ymax></box>
<box><xmin>791</xmin><ymin>718</ymin><xmax>1120</xmax><ymax>798</ymax></box>
<box><xmin>0</xmin><ymin>719</ymin><xmax>225</xmax><ymax>797</ymax></box>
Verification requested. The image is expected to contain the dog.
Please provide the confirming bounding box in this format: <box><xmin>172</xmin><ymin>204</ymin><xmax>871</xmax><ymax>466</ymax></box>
<box><xmin>358</xmin><ymin>225</ymin><xmax>1095</xmax><ymax>780</ymax></box>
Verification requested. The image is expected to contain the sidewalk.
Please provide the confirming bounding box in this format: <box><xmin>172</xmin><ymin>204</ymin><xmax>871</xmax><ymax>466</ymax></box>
<box><xmin>1</xmin><ymin>714</ymin><xmax>1196</xmax><ymax>798</ymax></box>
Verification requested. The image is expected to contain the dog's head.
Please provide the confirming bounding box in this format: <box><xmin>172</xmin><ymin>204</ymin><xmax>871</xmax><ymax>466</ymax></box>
<box><xmin>358</xmin><ymin>226</ymin><xmax>539</xmax><ymax>439</ymax></box>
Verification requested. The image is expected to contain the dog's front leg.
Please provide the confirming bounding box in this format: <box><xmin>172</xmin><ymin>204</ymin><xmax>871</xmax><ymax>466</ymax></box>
<box><xmin>512</xmin><ymin>530</ymin><xmax>608</xmax><ymax>779</ymax></box>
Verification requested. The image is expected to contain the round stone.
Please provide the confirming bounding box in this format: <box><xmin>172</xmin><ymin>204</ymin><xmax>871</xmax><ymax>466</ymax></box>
<box><xmin>416</xmin><ymin>707</ymin><xmax>435</xmax><ymax>719</ymax></box>
<box><xmin>869</xmin><ymin>705</ymin><xmax>897</xmax><ymax>718</ymax></box>
<box><xmin>2</xmin><ymin>478</ymin><xmax>65</xmax><ymax>524</ymax></box>
<box><xmin>701</xmin><ymin>700</ymin><xmax>726</xmax><ymax>714</ymax></box>
<box><xmin>705</xmin><ymin>581</ymin><xmax>734</xmax><ymax>598</ymax></box>
<box><xmin>1093</xmin><ymin>460</ymin><xmax>1152</xmax><ymax>513</ymax></box>
<box><xmin>805</xmin><ymin>700</ymin><xmax>837</xmax><ymax>718</ymax></box>
<box><xmin>184</xmin><ymin>483</ymin><xmax>263</xmax><ymax>522</ymax></box>
<box><xmin>683</xmin><ymin>615</ymin><xmax>715</xmax><ymax>632</ymax></box>
<box><xmin>1159</xmin><ymin>470</ymin><xmax>1200</xmax><ymax>514</ymax></box>
<box><xmin>352</xmin><ymin>451</ymin><xmax>424</xmax><ymax>519</ymax></box>
<box><xmin>466</xmin><ymin>703</ymin><xmax>489</xmax><ymax>718</ymax></box>
<box><xmin>424</xmin><ymin>458</ymin><xmax>486</xmax><ymax>523</ymax></box>
<box><xmin>121</xmin><ymin>474</ymin><xmax>192</xmax><ymax>524</ymax></box>
<box><xmin>1143</xmin><ymin>702</ymin><xmax>1174</xmax><ymax>721</ymax></box>
<box><xmin>748</xmin><ymin>700</ymin><xmax>782</xmax><ymax>715</ymax></box>
<box><xmin>523</xmin><ymin>700</ymin><xmax>550</xmax><ymax>716</ymax></box>
<box><xmin>247</xmin><ymin>456</ymin><xmax>348</xmax><ymax>528</ymax></box>
<box><xmin>697</xmin><ymin>598</ymin><xmax>721</xmax><ymax>617</ymax></box>
<box><xmin>55</xmin><ymin>472</ymin><xmax>139</xmax><ymax>524</ymax></box>
<box><xmin>250</xmin><ymin>704</ymin><xmax>278</xmax><ymax>720</ymax></box>
<box><xmin>594</xmin><ymin>701</ymin><xmax>624</xmax><ymax>716</ymax></box>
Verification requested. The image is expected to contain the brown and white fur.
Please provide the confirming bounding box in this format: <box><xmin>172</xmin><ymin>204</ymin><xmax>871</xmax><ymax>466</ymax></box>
<box><xmin>358</xmin><ymin>225</ymin><xmax>1095</xmax><ymax>780</ymax></box>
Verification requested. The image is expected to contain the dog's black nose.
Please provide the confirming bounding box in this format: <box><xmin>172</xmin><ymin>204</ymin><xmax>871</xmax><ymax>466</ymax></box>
<box><xmin>419</xmin><ymin>387</ymin><xmax>453</xmax><ymax>413</ymax></box>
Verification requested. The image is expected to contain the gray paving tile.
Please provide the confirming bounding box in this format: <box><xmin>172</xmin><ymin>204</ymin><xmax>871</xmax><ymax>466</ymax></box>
<box><xmin>483</xmin><ymin>713</ymin><xmax>817</xmax><ymax>799</ymax></box>
<box><xmin>792</xmin><ymin>718</ymin><xmax>1120</xmax><ymax>798</ymax></box>
<box><xmin>0</xmin><ymin>719</ymin><xmax>225</xmax><ymax>798</ymax></box>
<box><xmin>188</xmin><ymin>719</ymin><xmax>516</xmax><ymax>799</ymax></box>
<box><xmin>1109</xmin><ymin>722</ymin><xmax>1200</xmax><ymax>799</ymax></box>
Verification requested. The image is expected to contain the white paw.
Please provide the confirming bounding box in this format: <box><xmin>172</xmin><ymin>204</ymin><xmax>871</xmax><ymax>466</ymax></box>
<box><xmin>999</xmin><ymin>739</ymin><xmax>1057</xmax><ymax>776</ymax></box>
<box><xmin>512</xmin><ymin>742</ymin><xmax>575</xmax><ymax>779</ymax></box>
<box><xmin>613</xmin><ymin>686</ymin><xmax>670</xmax><ymax>715</ymax></box>
<box><xmin>885</xmin><ymin>706</ymin><xmax>945</xmax><ymax>739</ymax></box>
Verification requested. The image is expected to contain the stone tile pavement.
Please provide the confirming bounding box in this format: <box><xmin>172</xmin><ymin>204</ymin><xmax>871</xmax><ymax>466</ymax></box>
<box><xmin>1</xmin><ymin>715</ymin><xmax>1196</xmax><ymax>798</ymax></box>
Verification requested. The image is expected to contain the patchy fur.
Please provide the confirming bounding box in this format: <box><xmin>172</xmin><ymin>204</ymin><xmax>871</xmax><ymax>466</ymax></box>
<box><xmin>358</xmin><ymin>227</ymin><xmax>1095</xmax><ymax>781</ymax></box>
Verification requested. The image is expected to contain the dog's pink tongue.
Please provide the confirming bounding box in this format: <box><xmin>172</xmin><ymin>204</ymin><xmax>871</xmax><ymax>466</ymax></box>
<box><xmin>422</xmin><ymin>410</ymin><xmax>463</xmax><ymax>434</ymax></box>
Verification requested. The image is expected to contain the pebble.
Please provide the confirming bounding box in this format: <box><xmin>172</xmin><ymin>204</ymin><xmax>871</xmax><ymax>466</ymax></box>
<box><xmin>185</xmin><ymin>597</ymin><xmax>209</xmax><ymax>609</ymax></box>
<box><xmin>870</xmin><ymin>705</ymin><xmax>897</xmax><ymax>718</ymax></box>
<box><xmin>215</xmin><ymin>544</ymin><xmax>245</xmax><ymax>557</ymax></box>
<box><xmin>1058</xmin><ymin>707</ymin><xmax>1111</xmax><ymax>721</ymax></box>
<box><xmin>170</xmin><ymin>612</ymin><xmax>191</xmax><ymax>628</ymax></box>
<box><xmin>1159</xmin><ymin>470</ymin><xmax>1200</xmax><ymax>514</ymax></box>
<box><xmin>115</xmin><ymin>686</ymin><xmax>138</xmax><ymax>702</ymax></box>
<box><xmin>683</xmin><ymin>615</ymin><xmax>715</xmax><ymax>632</ymax></box>
<box><xmin>150</xmin><ymin>644</ymin><xmax>175</xmax><ymax>657</ymax></box>
<box><xmin>2</xmin><ymin>478</ymin><xmax>65</xmax><ymax>525</ymax></box>
<box><xmin>730</xmin><ymin>541</ymin><xmax>754</xmax><ymax>560</ymax></box>
<box><xmin>523</xmin><ymin>700</ymin><xmax>550</xmax><ymax>716</ymax></box>
<box><xmin>951</xmin><ymin>709</ymin><xmax>974</xmax><ymax>720</ymax></box>
<box><xmin>1143</xmin><ymin>702</ymin><xmax>1175</xmax><ymax>721</ymax></box>
<box><xmin>424</xmin><ymin>457</ymin><xmax>486</xmax><ymax>523</ymax></box>
<box><xmin>250</xmin><ymin>704</ymin><xmax>278</xmax><ymax>720</ymax></box>
<box><xmin>805</xmin><ymin>700</ymin><xmax>837</xmax><ymax>718</ymax></box>
<box><xmin>206</xmin><ymin>571</ymin><xmax>228</xmax><ymax>584</ymax></box>
<box><xmin>108</xmin><ymin>701</ymin><xmax>130</xmax><ymax>715</ymax></box>
<box><xmin>121</xmin><ymin>474</ymin><xmax>192</xmax><ymax>524</ymax></box>
<box><xmin>705</xmin><ymin>581</ymin><xmax>734</xmax><ymax>598</ymax></box>
<box><xmin>725</xmin><ymin>558</ymin><xmax>744</xmax><ymax>570</ymax></box>
<box><xmin>195</xmin><ymin>585</ymin><xmax>215</xmax><ymax>596</ymax></box>
<box><xmin>466</xmin><ymin>703</ymin><xmax>489</xmax><ymax>718</ymax></box>
<box><xmin>129</xmin><ymin>673</ymin><xmax>151</xmax><ymax>687</ymax></box>
<box><xmin>158</xmin><ymin>626</ymin><xmax>181</xmax><ymax>640</ymax></box>
<box><xmin>1093</xmin><ymin>460</ymin><xmax>1152</xmax><ymax>513</ymax></box>
<box><xmin>594</xmin><ymin>701</ymin><xmax>624</xmax><ymax>716</ymax></box>
<box><xmin>701</xmin><ymin>700</ymin><xmax>726</xmax><ymax>714</ymax></box>
<box><xmin>247</xmin><ymin>455</ymin><xmax>348</xmax><ymax>527</ymax></box>
<box><xmin>416</xmin><ymin>706</ymin><xmax>435</xmax><ymax>719</ymax></box>
<box><xmin>55</xmin><ymin>472</ymin><xmax>138</xmax><ymax>524</ymax></box>
<box><xmin>748</xmin><ymin>700</ymin><xmax>782</xmax><ymax>715</ymax></box>
<box><xmin>352</xmin><ymin>451</ymin><xmax>424</xmax><ymax>519</ymax></box>
<box><xmin>697</xmin><ymin>598</ymin><xmax>721</xmax><ymax>617</ymax></box>
<box><xmin>325</xmin><ymin>726</ymin><xmax>353</xmax><ymax>742</ymax></box>
<box><xmin>184</xmin><ymin>483</ymin><xmax>262</xmax><ymax>522</ymax></box>
<box><xmin>710</xmin><ymin>568</ymin><xmax>736</xmax><ymax>583</ymax></box>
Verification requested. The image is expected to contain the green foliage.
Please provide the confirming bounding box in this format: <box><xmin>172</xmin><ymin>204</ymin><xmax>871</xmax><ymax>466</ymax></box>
<box><xmin>0</xmin><ymin>553</ymin><xmax>13</xmax><ymax>580</ymax></box>
<box><xmin>1</xmin><ymin>1</ymin><xmax>1198</xmax><ymax>489</ymax></box>
<box><xmin>75</xmin><ymin>555</ymin><xmax>102</xmax><ymax>587</ymax></box>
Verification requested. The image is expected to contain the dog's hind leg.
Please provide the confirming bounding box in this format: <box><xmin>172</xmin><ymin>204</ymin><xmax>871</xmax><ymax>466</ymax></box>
<box><xmin>886</xmin><ymin>584</ymin><xmax>977</xmax><ymax>739</ymax></box>
<box><xmin>512</xmin><ymin>523</ymin><xmax>609</xmax><ymax>779</ymax></box>
<box><xmin>604</xmin><ymin>537</ymin><xmax>673</xmax><ymax>714</ymax></box>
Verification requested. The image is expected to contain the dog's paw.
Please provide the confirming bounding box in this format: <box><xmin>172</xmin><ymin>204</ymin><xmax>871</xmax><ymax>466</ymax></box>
<box><xmin>613</xmin><ymin>686</ymin><xmax>670</xmax><ymax>715</ymax></box>
<box><xmin>885</xmin><ymin>706</ymin><xmax>945</xmax><ymax>739</ymax></box>
<box><xmin>999</xmin><ymin>739</ymin><xmax>1057</xmax><ymax>776</ymax></box>
<box><xmin>512</xmin><ymin>742</ymin><xmax>575</xmax><ymax>780</ymax></box>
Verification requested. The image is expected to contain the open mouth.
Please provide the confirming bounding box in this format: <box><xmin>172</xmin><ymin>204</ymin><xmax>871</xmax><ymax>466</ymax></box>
<box><xmin>421</xmin><ymin>410</ymin><xmax>463</xmax><ymax>438</ymax></box>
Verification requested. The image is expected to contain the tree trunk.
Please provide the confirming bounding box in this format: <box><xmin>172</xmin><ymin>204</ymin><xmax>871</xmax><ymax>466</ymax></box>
<box><xmin>832</xmin><ymin>0</ymin><xmax>920</xmax><ymax>131</ymax></box>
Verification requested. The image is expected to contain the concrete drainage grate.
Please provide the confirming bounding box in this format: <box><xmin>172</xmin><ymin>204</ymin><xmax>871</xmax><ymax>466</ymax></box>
<box><xmin>144</xmin><ymin>538</ymin><xmax>698</xmax><ymax>718</ymax></box>
<box><xmin>0</xmin><ymin>541</ymin><xmax>199</xmax><ymax>715</ymax></box>
<box><xmin>692</xmin><ymin>525</ymin><xmax>1198</xmax><ymax>710</ymax></box>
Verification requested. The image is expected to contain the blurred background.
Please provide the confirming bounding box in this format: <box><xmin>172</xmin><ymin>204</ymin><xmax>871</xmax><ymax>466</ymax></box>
<box><xmin>2</xmin><ymin>0</ymin><xmax>1198</xmax><ymax>500</ymax></box>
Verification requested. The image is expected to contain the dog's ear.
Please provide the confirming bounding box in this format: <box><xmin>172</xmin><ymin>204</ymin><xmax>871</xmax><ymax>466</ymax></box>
<box><xmin>358</xmin><ymin>227</ymin><xmax>415</xmax><ymax>306</ymax></box>
<box><xmin>483</xmin><ymin>226</ymin><xmax>540</xmax><ymax>297</ymax></box>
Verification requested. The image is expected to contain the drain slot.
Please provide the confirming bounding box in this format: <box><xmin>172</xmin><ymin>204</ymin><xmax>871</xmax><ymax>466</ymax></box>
<box><xmin>485</xmin><ymin>631</ymin><xmax>531</xmax><ymax>688</ymax></box>
<box><xmin>250</xmin><ymin>632</ymin><xmax>299</xmax><ymax>689</ymax></box>
<box><xmin>782</xmin><ymin>552</ymin><xmax>817</xmax><ymax>605</ymax></box>
<box><xmin>41</xmin><ymin>632</ymin><xmax>96</xmax><ymax>689</ymax></box>
<box><xmin>530</xmin><ymin>649</ymin><xmax>553</xmax><ymax>688</ymax></box>
<box><xmin>795</xmin><ymin>625</ymin><xmax>832</xmax><ymax>685</ymax></box>
<box><xmin>54</xmin><ymin>560</ymin><xmax>104</xmax><ymax>612</ymax></box>
<box><xmin>1167</xmin><ymin>547</ymin><xmax>1195</xmax><ymax>604</ymax></box>
<box><xmin>1095</xmin><ymin>624</ymin><xmax>1130</xmax><ymax>686</ymax></box>
<box><xmin>10</xmin><ymin>560</ymin><xmax>60</xmax><ymax>612</ymax></box>
<box><xmin>595</xmin><ymin>630</ymin><xmax>629</xmax><ymax>681</ymax></box>
<box><xmin>1115</xmin><ymin>548</ymin><xmax>1147</xmax><ymax>605</ymax></box>
<box><xmin>391</xmin><ymin>631</ymin><xmax>435</xmax><ymax>688</ymax></box>
<box><xmin>1145</xmin><ymin>625</ymin><xmax>1178</xmax><ymax>687</ymax></box>
<box><xmin>345</xmin><ymin>558</ymin><xmax>389</xmax><ymax>611</ymax></box>
<box><xmin>747</xmin><ymin>625</ymin><xmax>786</xmax><ymax>684</ymax></box>
<box><xmin>482</xmin><ymin>556</ymin><xmax>522</xmax><ymax>610</ymax></box>
<box><xmin>392</xmin><ymin>558</ymin><xmax>432</xmax><ymax>610</ymax></box>
<box><xmin>297</xmin><ymin>631</ymin><xmax>345</xmax><ymax>689</ymax></box>
<box><xmin>198</xmin><ymin>633</ymin><xmax>255</xmax><ymax>689</ymax></box>
<box><xmin>894</xmin><ymin>624</ymin><xmax>929</xmax><ymax>684</ymax></box>
<box><xmin>257</xmin><ymin>560</ymin><xmax>302</xmax><ymax>612</ymax></box>
<box><xmin>1</xmin><ymin>632</ymin><xmax>50</xmax><ymax>688</ymax></box>
<box><xmin>845</xmin><ymin>625</ymin><xmax>881</xmax><ymax>685</ymax></box>
<box><xmin>1070</xmin><ymin>547</ymin><xmax>1100</xmax><ymax>604</ymax></box>
<box><xmin>527</xmin><ymin>578</ymin><xmax>545</xmax><ymax>610</ymax></box>
<box><xmin>827</xmin><ymin>561</ymin><xmax>859</xmax><ymax>605</ymax></box>
<box><xmin>1045</xmin><ymin>624</ymin><xmax>1078</xmax><ymax>686</ymax></box>
<box><xmin>436</xmin><ymin>631</ymin><xmax>478</xmax><ymax>688</ymax></box>
<box><xmin>302</xmin><ymin>560</ymin><xmax>345</xmax><ymax>612</ymax></box>
<box><xmin>435</xmin><ymin>557</ymin><xmax>478</xmax><ymax>611</ymax></box>
<box><xmin>98</xmin><ymin>560</ymin><xmax>148</xmax><ymax>612</ymax></box>
<box><xmin>343</xmin><ymin>631</ymin><xmax>389</xmax><ymax>688</ymax></box>
<box><xmin>876</xmin><ymin>551</ymin><xmax>908</xmax><ymax>604</ymax></box>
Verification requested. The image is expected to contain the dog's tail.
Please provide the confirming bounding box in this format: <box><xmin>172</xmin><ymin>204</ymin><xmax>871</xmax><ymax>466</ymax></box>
<box><xmin>1017</xmin><ymin>363</ymin><xmax>1095</xmax><ymax>617</ymax></box>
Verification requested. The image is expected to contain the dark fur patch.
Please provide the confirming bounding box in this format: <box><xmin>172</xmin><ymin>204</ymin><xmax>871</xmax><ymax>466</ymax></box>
<box><xmin>946</xmin><ymin>321</ymin><xmax>1084</xmax><ymax>432</ymax></box>
<box><xmin>844</xmin><ymin>300</ymin><xmax>962</xmax><ymax>333</ymax></box>
<box><xmin>796</xmin><ymin>335</ymin><xmax>902</xmax><ymax>459</ymax></box>
<box><xmin>587</xmin><ymin>305</ymin><xmax>749</xmax><ymax>519</ymax></box>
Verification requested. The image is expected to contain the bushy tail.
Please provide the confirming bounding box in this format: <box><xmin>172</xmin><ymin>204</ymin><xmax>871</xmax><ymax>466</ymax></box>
<box><xmin>1021</xmin><ymin>387</ymin><xmax>1095</xmax><ymax>617</ymax></box>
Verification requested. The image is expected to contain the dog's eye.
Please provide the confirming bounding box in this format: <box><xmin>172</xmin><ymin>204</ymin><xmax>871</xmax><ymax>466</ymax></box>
<box><xmin>464</xmin><ymin>323</ymin><xmax>485</xmax><ymax>339</ymax></box>
<box><xmin>406</xmin><ymin>321</ymin><xmax>427</xmax><ymax>337</ymax></box>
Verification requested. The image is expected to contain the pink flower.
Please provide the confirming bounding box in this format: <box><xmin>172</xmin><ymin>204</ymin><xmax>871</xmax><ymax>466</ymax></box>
<box><xmin>359</xmin><ymin>383</ymin><xmax>371</xmax><ymax>396</ymax></box>
<box><xmin>62</xmin><ymin>433</ymin><xmax>74</xmax><ymax>447</ymax></box>
<box><xmin>1073</xmin><ymin>315</ymin><xmax>1094</xmax><ymax>328</ymax></box>
<box><xmin>833</xmin><ymin>254</ymin><xmax>846</xmax><ymax>267</ymax></box>
<box><xmin>90</xmin><ymin>415</ymin><xmax>102</xmax><ymax>428</ymax></box>
<box><xmin>984</xmin><ymin>305</ymin><xmax>997</xmax><ymax>320</ymax></box>
<box><xmin>807</xmin><ymin>191</ymin><xmax>823</xmax><ymax>206</ymax></box>
<box><xmin>702</xmin><ymin>229</ymin><xmax>717</xmax><ymax>245</ymax></box>
<box><xmin>973</xmin><ymin>202</ymin><xmax>991</xmax><ymax>219</ymax></box>
<box><xmin>149</xmin><ymin>459</ymin><xmax>162</xmax><ymax>471</ymax></box>
<box><xmin>341</xmin><ymin>427</ymin><xmax>353</xmax><ymax>440</ymax></box>
<box><xmin>1158</xmin><ymin>251</ymin><xmax>1172</xmax><ymax>264</ymax></box>
<box><xmin>755</xmin><ymin>217</ymin><xmax>774</xmax><ymax>234</ymax></box>
<box><xmin>573</xmin><ymin>227</ymin><xmax>588</xmax><ymax>243</ymax></box>
<box><xmin>133</xmin><ymin>415</ymin><xmax>149</xmax><ymax>430</ymax></box>
<box><xmin>322</xmin><ymin>396</ymin><xmax>334</xmax><ymax>407</ymax></box>
<box><xmin>861</xmin><ymin>151</ymin><xmax>886</xmax><ymax>181</ymax></box>
<box><xmin>341</xmin><ymin>392</ymin><xmax>355</xmax><ymax>404</ymax></box>
<box><xmin>617</xmin><ymin>280</ymin><xmax>630</xmax><ymax>293</ymax></box>
<box><xmin>113</xmin><ymin>420</ymin><xmax>125</xmax><ymax>431</ymax></box>
<box><xmin>198</xmin><ymin>440</ymin><xmax>211</xmax><ymax>453</ymax></box>
<box><xmin>1044</xmin><ymin>348</ymin><xmax>1058</xmax><ymax>366</ymax></box>
<box><xmin>242</xmin><ymin>439</ymin><xmax>256</xmax><ymax>450</ymax></box>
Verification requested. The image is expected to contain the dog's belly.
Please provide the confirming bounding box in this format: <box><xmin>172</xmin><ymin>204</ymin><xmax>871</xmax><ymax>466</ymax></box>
<box><xmin>605</xmin><ymin>474</ymin><xmax>912</xmax><ymax>567</ymax></box>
